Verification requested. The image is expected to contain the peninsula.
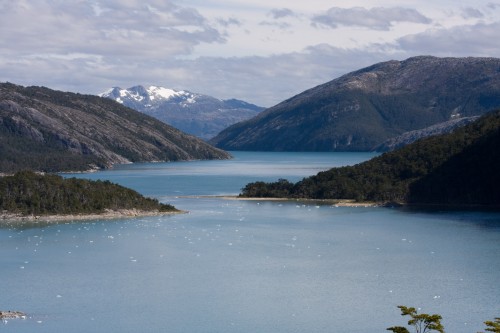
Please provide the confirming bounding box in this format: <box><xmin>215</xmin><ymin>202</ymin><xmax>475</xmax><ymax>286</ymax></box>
<box><xmin>0</xmin><ymin>171</ymin><xmax>180</xmax><ymax>223</ymax></box>
<box><xmin>240</xmin><ymin>110</ymin><xmax>500</xmax><ymax>208</ymax></box>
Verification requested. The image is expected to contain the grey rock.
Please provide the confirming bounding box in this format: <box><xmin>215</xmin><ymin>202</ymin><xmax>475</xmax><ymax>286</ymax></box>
<box><xmin>375</xmin><ymin>116</ymin><xmax>480</xmax><ymax>152</ymax></box>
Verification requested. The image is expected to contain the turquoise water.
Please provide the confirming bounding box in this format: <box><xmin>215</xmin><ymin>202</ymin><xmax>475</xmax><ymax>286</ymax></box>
<box><xmin>1</xmin><ymin>152</ymin><xmax>499</xmax><ymax>333</ymax></box>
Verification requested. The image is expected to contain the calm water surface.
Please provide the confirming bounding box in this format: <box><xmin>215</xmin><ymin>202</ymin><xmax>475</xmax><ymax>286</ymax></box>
<box><xmin>1</xmin><ymin>152</ymin><xmax>499</xmax><ymax>333</ymax></box>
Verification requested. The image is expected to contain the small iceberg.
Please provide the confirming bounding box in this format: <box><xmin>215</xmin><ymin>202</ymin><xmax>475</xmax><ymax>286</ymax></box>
<box><xmin>1</xmin><ymin>311</ymin><xmax>27</xmax><ymax>321</ymax></box>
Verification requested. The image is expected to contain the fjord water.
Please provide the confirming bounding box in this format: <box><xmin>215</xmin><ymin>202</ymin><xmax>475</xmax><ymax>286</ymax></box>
<box><xmin>1</xmin><ymin>152</ymin><xmax>499</xmax><ymax>333</ymax></box>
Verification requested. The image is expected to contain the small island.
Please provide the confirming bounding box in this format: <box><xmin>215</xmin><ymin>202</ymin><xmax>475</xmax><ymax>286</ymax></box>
<box><xmin>0</xmin><ymin>170</ymin><xmax>181</xmax><ymax>223</ymax></box>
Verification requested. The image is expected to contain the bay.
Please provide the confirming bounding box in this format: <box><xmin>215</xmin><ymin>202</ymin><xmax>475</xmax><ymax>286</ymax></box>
<box><xmin>0</xmin><ymin>151</ymin><xmax>499</xmax><ymax>333</ymax></box>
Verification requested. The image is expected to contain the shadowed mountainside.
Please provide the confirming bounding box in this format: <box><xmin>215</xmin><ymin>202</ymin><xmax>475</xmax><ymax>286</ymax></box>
<box><xmin>0</xmin><ymin>83</ymin><xmax>230</xmax><ymax>173</ymax></box>
<box><xmin>210</xmin><ymin>56</ymin><xmax>500</xmax><ymax>152</ymax></box>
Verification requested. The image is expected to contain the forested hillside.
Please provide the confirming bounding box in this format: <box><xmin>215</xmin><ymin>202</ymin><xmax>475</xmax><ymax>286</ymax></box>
<box><xmin>240</xmin><ymin>110</ymin><xmax>500</xmax><ymax>207</ymax></box>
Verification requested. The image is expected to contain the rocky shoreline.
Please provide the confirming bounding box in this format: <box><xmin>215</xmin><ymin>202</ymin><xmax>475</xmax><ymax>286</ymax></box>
<box><xmin>181</xmin><ymin>195</ymin><xmax>381</xmax><ymax>207</ymax></box>
<box><xmin>1</xmin><ymin>208</ymin><xmax>186</xmax><ymax>225</ymax></box>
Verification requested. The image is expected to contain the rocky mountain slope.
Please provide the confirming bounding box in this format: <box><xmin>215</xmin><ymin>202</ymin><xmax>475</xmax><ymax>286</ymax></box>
<box><xmin>100</xmin><ymin>85</ymin><xmax>264</xmax><ymax>140</ymax></box>
<box><xmin>210</xmin><ymin>56</ymin><xmax>500</xmax><ymax>151</ymax></box>
<box><xmin>0</xmin><ymin>83</ymin><xmax>230</xmax><ymax>173</ymax></box>
<box><xmin>374</xmin><ymin>116</ymin><xmax>479</xmax><ymax>151</ymax></box>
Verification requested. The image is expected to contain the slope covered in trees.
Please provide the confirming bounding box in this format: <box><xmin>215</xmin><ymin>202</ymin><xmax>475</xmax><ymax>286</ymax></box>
<box><xmin>240</xmin><ymin>110</ymin><xmax>500</xmax><ymax>207</ymax></box>
<box><xmin>0</xmin><ymin>171</ymin><xmax>177</xmax><ymax>216</ymax></box>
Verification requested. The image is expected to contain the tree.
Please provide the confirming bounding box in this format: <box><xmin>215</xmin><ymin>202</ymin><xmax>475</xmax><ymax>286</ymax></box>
<box><xmin>387</xmin><ymin>306</ymin><xmax>445</xmax><ymax>333</ymax></box>
<box><xmin>479</xmin><ymin>317</ymin><xmax>500</xmax><ymax>333</ymax></box>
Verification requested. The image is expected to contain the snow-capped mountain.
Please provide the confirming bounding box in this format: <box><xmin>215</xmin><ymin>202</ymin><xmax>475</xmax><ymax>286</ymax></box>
<box><xmin>100</xmin><ymin>85</ymin><xmax>264</xmax><ymax>140</ymax></box>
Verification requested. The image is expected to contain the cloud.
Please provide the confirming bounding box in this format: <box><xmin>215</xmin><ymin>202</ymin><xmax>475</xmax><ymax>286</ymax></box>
<box><xmin>396</xmin><ymin>21</ymin><xmax>500</xmax><ymax>56</ymax></box>
<box><xmin>312</xmin><ymin>7</ymin><xmax>432</xmax><ymax>30</ymax></box>
<box><xmin>0</xmin><ymin>0</ymin><xmax>225</xmax><ymax>61</ymax></box>
<box><xmin>461</xmin><ymin>7</ymin><xmax>485</xmax><ymax>19</ymax></box>
<box><xmin>259</xmin><ymin>8</ymin><xmax>297</xmax><ymax>30</ymax></box>
<box><xmin>2</xmin><ymin>1</ymin><xmax>499</xmax><ymax>108</ymax></box>
<box><xmin>487</xmin><ymin>2</ymin><xmax>500</xmax><ymax>10</ymax></box>
<box><xmin>166</xmin><ymin>45</ymin><xmax>393</xmax><ymax>106</ymax></box>
<box><xmin>217</xmin><ymin>17</ymin><xmax>243</xmax><ymax>28</ymax></box>
<box><xmin>268</xmin><ymin>8</ymin><xmax>295</xmax><ymax>19</ymax></box>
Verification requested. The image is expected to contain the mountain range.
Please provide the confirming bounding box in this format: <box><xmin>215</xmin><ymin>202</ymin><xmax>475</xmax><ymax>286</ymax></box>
<box><xmin>100</xmin><ymin>85</ymin><xmax>264</xmax><ymax>140</ymax></box>
<box><xmin>0</xmin><ymin>83</ymin><xmax>230</xmax><ymax>173</ymax></box>
<box><xmin>210</xmin><ymin>56</ymin><xmax>500</xmax><ymax>151</ymax></box>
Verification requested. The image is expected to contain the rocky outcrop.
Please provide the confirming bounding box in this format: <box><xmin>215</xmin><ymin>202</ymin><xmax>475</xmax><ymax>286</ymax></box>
<box><xmin>374</xmin><ymin>116</ymin><xmax>480</xmax><ymax>151</ymax></box>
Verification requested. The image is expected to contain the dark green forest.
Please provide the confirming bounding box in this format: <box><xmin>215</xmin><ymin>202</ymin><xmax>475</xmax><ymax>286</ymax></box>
<box><xmin>240</xmin><ymin>110</ymin><xmax>500</xmax><ymax>207</ymax></box>
<box><xmin>0</xmin><ymin>171</ymin><xmax>177</xmax><ymax>216</ymax></box>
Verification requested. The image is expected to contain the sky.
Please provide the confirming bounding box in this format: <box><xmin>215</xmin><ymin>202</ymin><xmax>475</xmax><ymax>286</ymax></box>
<box><xmin>1</xmin><ymin>1</ymin><xmax>500</xmax><ymax>107</ymax></box>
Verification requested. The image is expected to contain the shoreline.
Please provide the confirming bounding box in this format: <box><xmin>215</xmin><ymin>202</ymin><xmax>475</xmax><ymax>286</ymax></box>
<box><xmin>178</xmin><ymin>195</ymin><xmax>380</xmax><ymax>207</ymax></box>
<box><xmin>1</xmin><ymin>208</ymin><xmax>186</xmax><ymax>224</ymax></box>
<box><xmin>201</xmin><ymin>196</ymin><xmax>500</xmax><ymax>211</ymax></box>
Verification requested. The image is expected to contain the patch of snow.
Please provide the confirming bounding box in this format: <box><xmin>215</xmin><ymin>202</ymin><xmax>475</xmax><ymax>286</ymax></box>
<box><xmin>148</xmin><ymin>86</ymin><xmax>179</xmax><ymax>100</ymax></box>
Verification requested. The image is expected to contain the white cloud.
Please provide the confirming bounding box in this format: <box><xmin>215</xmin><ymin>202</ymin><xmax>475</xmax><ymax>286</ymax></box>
<box><xmin>268</xmin><ymin>8</ymin><xmax>296</xmax><ymax>19</ymax></box>
<box><xmin>311</xmin><ymin>7</ymin><xmax>432</xmax><ymax>30</ymax></box>
<box><xmin>397</xmin><ymin>21</ymin><xmax>500</xmax><ymax>56</ymax></box>
<box><xmin>1</xmin><ymin>0</ymin><xmax>499</xmax><ymax>107</ymax></box>
<box><xmin>461</xmin><ymin>7</ymin><xmax>485</xmax><ymax>18</ymax></box>
<box><xmin>0</xmin><ymin>0</ymin><xmax>224</xmax><ymax>59</ymax></box>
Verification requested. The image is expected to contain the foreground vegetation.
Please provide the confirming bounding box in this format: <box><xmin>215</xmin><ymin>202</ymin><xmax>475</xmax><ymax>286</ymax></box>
<box><xmin>240</xmin><ymin>110</ymin><xmax>500</xmax><ymax>207</ymax></box>
<box><xmin>387</xmin><ymin>305</ymin><xmax>499</xmax><ymax>333</ymax></box>
<box><xmin>0</xmin><ymin>171</ymin><xmax>177</xmax><ymax>216</ymax></box>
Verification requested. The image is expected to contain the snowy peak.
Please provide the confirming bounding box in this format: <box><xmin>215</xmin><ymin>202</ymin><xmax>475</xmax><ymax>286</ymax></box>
<box><xmin>100</xmin><ymin>85</ymin><xmax>197</xmax><ymax>106</ymax></box>
<box><xmin>99</xmin><ymin>85</ymin><xmax>264</xmax><ymax>140</ymax></box>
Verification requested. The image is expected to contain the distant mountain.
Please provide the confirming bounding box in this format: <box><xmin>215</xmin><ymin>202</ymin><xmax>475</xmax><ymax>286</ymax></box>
<box><xmin>210</xmin><ymin>56</ymin><xmax>500</xmax><ymax>151</ymax></box>
<box><xmin>240</xmin><ymin>109</ymin><xmax>500</xmax><ymax>208</ymax></box>
<box><xmin>100</xmin><ymin>85</ymin><xmax>264</xmax><ymax>140</ymax></box>
<box><xmin>0</xmin><ymin>83</ymin><xmax>230</xmax><ymax>173</ymax></box>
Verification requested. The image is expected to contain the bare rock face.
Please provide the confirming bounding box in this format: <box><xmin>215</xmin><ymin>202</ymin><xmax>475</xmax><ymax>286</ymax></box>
<box><xmin>210</xmin><ymin>56</ymin><xmax>500</xmax><ymax>151</ymax></box>
<box><xmin>374</xmin><ymin>116</ymin><xmax>480</xmax><ymax>152</ymax></box>
<box><xmin>0</xmin><ymin>83</ymin><xmax>231</xmax><ymax>172</ymax></box>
